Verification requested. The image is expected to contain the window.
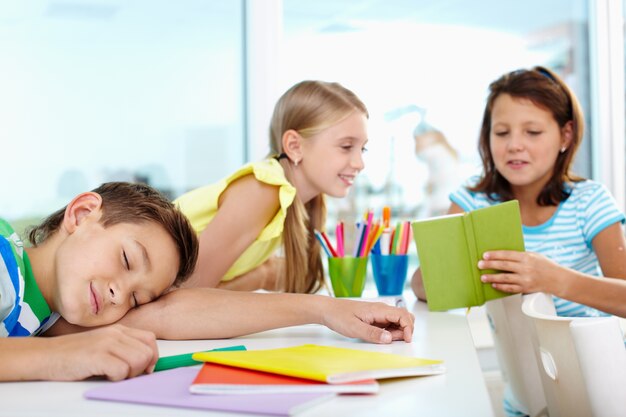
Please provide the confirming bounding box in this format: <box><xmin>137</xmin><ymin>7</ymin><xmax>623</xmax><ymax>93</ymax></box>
<box><xmin>0</xmin><ymin>1</ymin><xmax>244</xmax><ymax>232</ymax></box>
<box><xmin>282</xmin><ymin>0</ymin><xmax>592</xmax><ymax>224</ymax></box>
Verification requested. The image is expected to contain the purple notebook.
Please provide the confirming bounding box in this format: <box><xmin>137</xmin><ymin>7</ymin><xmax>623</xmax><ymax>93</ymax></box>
<box><xmin>84</xmin><ymin>367</ymin><xmax>333</xmax><ymax>416</ymax></box>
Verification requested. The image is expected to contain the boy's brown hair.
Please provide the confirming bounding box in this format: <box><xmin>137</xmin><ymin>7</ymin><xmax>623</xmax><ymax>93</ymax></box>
<box><xmin>28</xmin><ymin>182</ymin><xmax>198</xmax><ymax>286</ymax></box>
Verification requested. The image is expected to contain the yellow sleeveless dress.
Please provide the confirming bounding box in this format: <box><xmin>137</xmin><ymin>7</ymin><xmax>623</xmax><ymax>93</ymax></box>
<box><xmin>174</xmin><ymin>158</ymin><xmax>296</xmax><ymax>281</ymax></box>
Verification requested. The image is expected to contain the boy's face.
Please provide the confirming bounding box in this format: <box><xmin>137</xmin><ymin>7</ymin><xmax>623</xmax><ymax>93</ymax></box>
<box><xmin>53</xmin><ymin>217</ymin><xmax>179</xmax><ymax>327</ymax></box>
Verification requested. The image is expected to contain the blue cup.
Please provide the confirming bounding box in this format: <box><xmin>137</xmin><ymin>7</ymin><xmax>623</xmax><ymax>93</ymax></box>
<box><xmin>371</xmin><ymin>254</ymin><xmax>409</xmax><ymax>296</ymax></box>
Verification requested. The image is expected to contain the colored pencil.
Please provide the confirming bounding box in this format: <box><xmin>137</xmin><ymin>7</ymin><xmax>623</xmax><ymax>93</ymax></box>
<box><xmin>314</xmin><ymin>230</ymin><xmax>332</xmax><ymax>257</ymax></box>
<box><xmin>321</xmin><ymin>231</ymin><xmax>338</xmax><ymax>257</ymax></box>
<box><xmin>336</xmin><ymin>222</ymin><xmax>344</xmax><ymax>257</ymax></box>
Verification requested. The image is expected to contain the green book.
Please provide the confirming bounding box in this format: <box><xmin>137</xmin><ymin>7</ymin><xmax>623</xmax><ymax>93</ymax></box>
<box><xmin>412</xmin><ymin>200</ymin><xmax>525</xmax><ymax>311</ymax></box>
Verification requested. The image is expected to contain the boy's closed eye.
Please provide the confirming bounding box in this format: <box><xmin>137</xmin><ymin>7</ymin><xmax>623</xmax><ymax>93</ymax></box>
<box><xmin>122</xmin><ymin>249</ymin><xmax>130</xmax><ymax>270</ymax></box>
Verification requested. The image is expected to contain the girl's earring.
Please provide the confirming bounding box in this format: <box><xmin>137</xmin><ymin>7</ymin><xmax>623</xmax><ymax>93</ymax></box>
<box><xmin>294</xmin><ymin>159</ymin><xmax>300</xmax><ymax>167</ymax></box>
<box><xmin>560</xmin><ymin>147</ymin><xmax>567</xmax><ymax>153</ymax></box>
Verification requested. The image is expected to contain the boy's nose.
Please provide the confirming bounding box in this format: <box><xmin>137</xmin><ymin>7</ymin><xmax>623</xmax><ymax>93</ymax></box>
<box><xmin>108</xmin><ymin>284</ymin><xmax>125</xmax><ymax>305</ymax></box>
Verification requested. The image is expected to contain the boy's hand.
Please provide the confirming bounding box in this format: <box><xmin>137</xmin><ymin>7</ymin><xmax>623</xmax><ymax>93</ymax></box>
<box><xmin>321</xmin><ymin>298</ymin><xmax>414</xmax><ymax>344</ymax></box>
<box><xmin>46</xmin><ymin>324</ymin><xmax>158</xmax><ymax>381</ymax></box>
<box><xmin>478</xmin><ymin>250</ymin><xmax>564</xmax><ymax>294</ymax></box>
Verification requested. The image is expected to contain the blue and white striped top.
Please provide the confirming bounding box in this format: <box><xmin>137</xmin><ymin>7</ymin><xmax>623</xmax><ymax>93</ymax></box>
<box><xmin>450</xmin><ymin>179</ymin><xmax>625</xmax><ymax>317</ymax></box>
<box><xmin>0</xmin><ymin>219</ymin><xmax>58</xmax><ymax>337</ymax></box>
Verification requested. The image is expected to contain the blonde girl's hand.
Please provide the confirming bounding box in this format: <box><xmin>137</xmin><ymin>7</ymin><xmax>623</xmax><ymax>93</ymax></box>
<box><xmin>45</xmin><ymin>324</ymin><xmax>158</xmax><ymax>381</ymax></box>
<box><xmin>321</xmin><ymin>298</ymin><xmax>414</xmax><ymax>344</ymax></box>
<box><xmin>478</xmin><ymin>250</ymin><xmax>564</xmax><ymax>294</ymax></box>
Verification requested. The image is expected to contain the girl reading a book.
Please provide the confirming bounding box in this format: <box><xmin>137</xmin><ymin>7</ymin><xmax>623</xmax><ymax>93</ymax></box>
<box><xmin>410</xmin><ymin>66</ymin><xmax>626</xmax><ymax>417</ymax></box>
<box><xmin>174</xmin><ymin>80</ymin><xmax>368</xmax><ymax>293</ymax></box>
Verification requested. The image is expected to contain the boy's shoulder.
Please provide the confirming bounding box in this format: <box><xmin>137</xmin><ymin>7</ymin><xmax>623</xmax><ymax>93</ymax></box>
<box><xmin>0</xmin><ymin>218</ymin><xmax>16</xmax><ymax>238</ymax></box>
<box><xmin>0</xmin><ymin>218</ymin><xmax>26</xmax><ymax>276</ymax></box>
<box><xmin>0</xmin><ymin>219</ymin><xmax>24</xmax><ymax>336</ymax></box>
<box><xmin>0</xmin><ymin>219</ymin><xmax>24</xmax><ymax>259</ymax></box>
<box><xmin>0</xmin><ymin>218</ymin><xmax>56</xmax><ymax>337</ymax></box>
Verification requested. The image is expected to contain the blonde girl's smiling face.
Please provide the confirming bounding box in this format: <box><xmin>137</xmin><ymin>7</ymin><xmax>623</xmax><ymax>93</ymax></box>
<box><xmin>296</xmin><ymin>111</ymin><xmax>368</xmax><ymax>201</ymax></box>
<box><xmin>489</xmin><ymin>94</ymin><xmax>571</xmax><ymax>194</ymax></box>
<box><xmin>53</xmin><ymin>218</ymin><xmax>179</xmax><ymax>327</ymax></box>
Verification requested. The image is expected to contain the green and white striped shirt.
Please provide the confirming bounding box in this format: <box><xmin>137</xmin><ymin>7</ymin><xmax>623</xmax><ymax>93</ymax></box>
<box><xmin>0</xmin><ymin>219</ymin><xmax>57</xmax><ymax>337</ymax></box>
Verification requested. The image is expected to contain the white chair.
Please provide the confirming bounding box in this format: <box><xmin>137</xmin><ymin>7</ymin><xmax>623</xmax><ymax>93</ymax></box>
<box><xmin>486</xmin><ymin>294</ymin><xmax>548</xmax><ymax>417</ymax></box>
<box><xmin>522</xmin><ymin>292</ymin><xmax>626</xmax><ymax>417</ymax></box>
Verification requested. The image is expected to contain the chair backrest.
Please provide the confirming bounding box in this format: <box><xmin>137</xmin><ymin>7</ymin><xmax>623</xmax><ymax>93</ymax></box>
<box><xmin>522</xmin><ymin>292</ymin><xmax>626</xmax><ymax>417</ymax></box>
<box><xmin>485</xmin><ymin>294</ymin><xmax>548</xmax><ymax>417</ymax></box>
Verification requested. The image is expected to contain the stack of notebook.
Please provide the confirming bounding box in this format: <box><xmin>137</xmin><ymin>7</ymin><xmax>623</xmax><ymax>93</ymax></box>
<box><xmin>85</xmin><ymin>344</ymin><xmax>445</xmax><ymax>416</ymax></box>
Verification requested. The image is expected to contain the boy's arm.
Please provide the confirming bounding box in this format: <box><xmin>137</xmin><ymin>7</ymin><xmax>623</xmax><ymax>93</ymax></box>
<box><xmin>117</xmin><ymin>288</ymin><xmax>414</xmax><ymax>344</ymax></box>
<box><xmin>0</xmin><ymin>324</ymin><xmax>158</xmax><ymax>381</ymax></box>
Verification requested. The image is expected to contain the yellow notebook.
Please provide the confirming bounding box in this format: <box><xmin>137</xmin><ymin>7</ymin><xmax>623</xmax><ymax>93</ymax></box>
<box><xmin>192</xmin><ymin>344</ymin><xmax>445</xmax><ymax>384</ymax></box>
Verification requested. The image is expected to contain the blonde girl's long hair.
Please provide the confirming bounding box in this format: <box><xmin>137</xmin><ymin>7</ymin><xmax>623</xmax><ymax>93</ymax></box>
<box><xmin>269</xmin><ymin>80</ymin><xmax>368</xmax><ymax>293</ymax></box>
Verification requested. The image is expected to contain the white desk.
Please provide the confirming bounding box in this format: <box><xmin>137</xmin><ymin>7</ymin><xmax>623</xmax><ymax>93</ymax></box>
<box><xmin>0</xmin><ymin>295</ymin><xmax>494</xmax><ymax>417</ymax></box>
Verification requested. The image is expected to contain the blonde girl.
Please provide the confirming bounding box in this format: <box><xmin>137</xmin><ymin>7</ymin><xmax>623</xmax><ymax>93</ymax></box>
<box><xmin>175</xmin><ymin>80</ymin><xmax>368</xmax><ymax>293</ymax></box>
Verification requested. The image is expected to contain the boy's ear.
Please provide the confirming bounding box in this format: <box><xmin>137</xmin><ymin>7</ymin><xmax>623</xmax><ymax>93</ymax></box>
<box><xmin>281</xmin><ymin>129</ymin><xmax>303</xmax><ymax>164</ymax></box>
<box><xmin>62</xmin><ymin>192</ymin><xmax>103</xmax><ymax>233</ymax></box>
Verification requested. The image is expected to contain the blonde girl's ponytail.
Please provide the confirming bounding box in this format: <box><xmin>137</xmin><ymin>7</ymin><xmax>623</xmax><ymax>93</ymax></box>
<box><xmin>269</xmin><ymin>80</ymin><xmax>368</xmax><ymax>293</ymax></box>
<box><xmin>281</xmin><ymin>175</ymin><xmax>326</xmax><ymax>293</ymax></box>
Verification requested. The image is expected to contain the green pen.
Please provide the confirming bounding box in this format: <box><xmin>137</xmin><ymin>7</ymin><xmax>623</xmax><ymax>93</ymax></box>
<box><xmin>154</xmin><ymin>345</ymin><xmax>247</xmax><ymax>372</ymax></box>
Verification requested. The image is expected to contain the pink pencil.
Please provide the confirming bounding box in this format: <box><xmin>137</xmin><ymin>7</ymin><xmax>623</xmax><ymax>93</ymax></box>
<box><xmin>400</xmin><ymin>221</ymin><xmax>411</xmax><ymax>255</ymax></box>
<box><xmin>336</xmin><ymin>222</ymin><xmax>344</xmax><ymax>257</ymax></box>
<box><xmin>340</xmin><ymin>222</ymin><xmax>345</xmax><ymax>257</ymax></box>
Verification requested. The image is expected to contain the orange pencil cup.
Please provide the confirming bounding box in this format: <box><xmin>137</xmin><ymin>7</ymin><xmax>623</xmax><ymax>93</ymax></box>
<box><xmin>328</xmin><ymin>256</ymin><xmax>368</xmax><ymax>297</ymax></box>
